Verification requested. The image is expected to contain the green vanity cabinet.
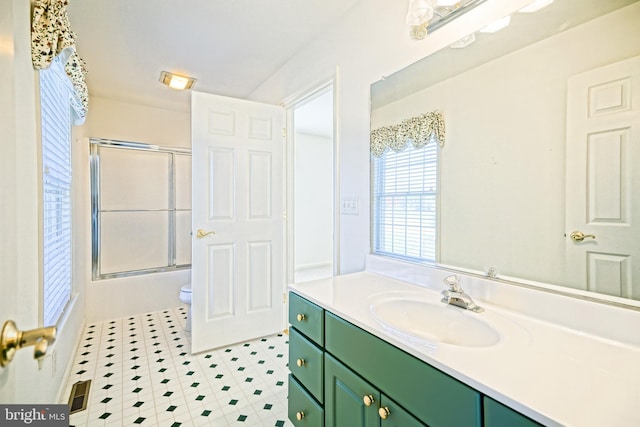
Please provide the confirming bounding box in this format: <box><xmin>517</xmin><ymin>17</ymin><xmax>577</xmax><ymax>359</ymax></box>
<box><xmin>325</xmin><ymin>353</ymin><xmax>425</xmax><ymax>427</ymax></box>
<box><xmin>288</xmin><ymin>292</ymin><xmax>541</xmax><ymax>427</ymax></box>
<box><xmin>325</xmin><ymin>312</ymin><xmax>482</xmax><ymax>427</ymax></box>
<box><xmin>484</xmin><ymin>397</ymin><xmax>543</xmax><ymax>427</ymax></box>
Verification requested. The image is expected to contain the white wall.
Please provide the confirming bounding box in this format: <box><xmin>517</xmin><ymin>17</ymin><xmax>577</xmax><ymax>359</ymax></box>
<box><xmin>87</xmin><ymin>97</ymin><xmax>191</xmax><ymax>146</ymax></box>
<box><xmin>294</xmin><ymin>132</ymin><xmax>334</xmax><ymax>269</ymax></box>
<box><xmin>249</xmin><ymin>0</ymin><xmax>537</xmax><ymax>274</ymax></box>
<box><xmin>81</xmin><ymin>96</ymin><xmax>191</xmax><ymax>322</ymax></box>
<box><xmin>371</xmin><ymin>5</ymin><xmax>640</xmax><ymax>286</ymax></box>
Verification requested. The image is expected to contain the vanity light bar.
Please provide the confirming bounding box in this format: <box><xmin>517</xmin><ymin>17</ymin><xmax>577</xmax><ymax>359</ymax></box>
<box><xmin>435</xmin><ymin>0</ymin><xmax>460</xmax><ymax>6</ymax></box>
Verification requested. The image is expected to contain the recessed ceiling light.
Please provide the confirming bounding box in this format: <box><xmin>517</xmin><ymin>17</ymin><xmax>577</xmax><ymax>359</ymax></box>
<box><xmin>519</xmin><ymin>0</ymin><xmax>554</xmax><ymax>13</ymax></box>
<box><xmin>159</xmin><ymin>71</ymin><xmax>197</xmax><ymax>90</ymax></box>
<box><xmin>479</xmin><ymin>15</ymin><xmax>511</xmax><ymax>33</ymax></box>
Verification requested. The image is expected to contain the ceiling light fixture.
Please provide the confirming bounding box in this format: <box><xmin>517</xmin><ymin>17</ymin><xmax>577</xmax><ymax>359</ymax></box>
<box><xmin>435</xmin><ymin>0</ymin><xmax>460</xmax><ymax>6</ymax></box>
<box><xmin>159</xmin><ymin>71</ymin><xmax>197</xmax><ymax>90</ymax></box>
<box><xmin>479</xmin><ymin>15</ymin><xmax>511</xmax><ymax>33</ymax></box>
<box><xmin>406</xmin><ymin>0</ymin><xmax>486</xmax><ymax>40</ymax></box>
<box><xmin>519</xmin><ymin>0</ymin><xmax>554</xmax><ymax>13</ymax></box>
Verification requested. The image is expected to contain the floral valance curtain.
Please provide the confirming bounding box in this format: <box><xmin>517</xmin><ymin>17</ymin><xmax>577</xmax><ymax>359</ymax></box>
<box><xmin>31</xmin><ymin>0</ymin><xmax>88</xmax><ymax>123</ymax></box>
<box><xmin>370</xmin><ymin>111</ymin><xmax>445</xmax><ymax>157</ymax></box>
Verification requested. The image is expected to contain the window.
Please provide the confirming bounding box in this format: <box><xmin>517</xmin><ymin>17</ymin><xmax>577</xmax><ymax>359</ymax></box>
<box><xmin>90</xmin><ymin>139</ymin><xmax>192</xmax><ymax>280</ymax></box>
<box><xmin>372</xmin><ymin>143</ymin><xmax>438</xmax><ymax>262</ymax></box>
<box><xmin>40</xmin><ymin>60</ymin><xmax>73</xmax><ymax>326</ymax></box>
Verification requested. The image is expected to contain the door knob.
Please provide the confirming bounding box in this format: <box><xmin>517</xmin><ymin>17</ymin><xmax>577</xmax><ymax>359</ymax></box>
<box><xmin>196</xmin><ymin>229</ymin><xmax>216</xmax><ymax>239</ymax></box>
<box><xmin>1</xmin><ymin>320</ymin><xmax>56</xmax><ymax>367</ymax></box>
<box><xmin>570</xmin><ymin>231</ymin><xmax>596</xmax><ymax>242</ymax></box>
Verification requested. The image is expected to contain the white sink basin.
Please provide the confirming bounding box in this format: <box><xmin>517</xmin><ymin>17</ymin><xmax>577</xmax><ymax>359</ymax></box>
<box><xmin>368</xmin><ymin>292</ymin><xmax>501</xmax><ymax>348</ymax></box>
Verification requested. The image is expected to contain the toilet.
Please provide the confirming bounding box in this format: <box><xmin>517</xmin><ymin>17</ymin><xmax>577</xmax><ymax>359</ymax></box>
<box><xmin>179</xmin><ymin>284</ymin><xmax>192</xmax><ymax>332</ymax></box>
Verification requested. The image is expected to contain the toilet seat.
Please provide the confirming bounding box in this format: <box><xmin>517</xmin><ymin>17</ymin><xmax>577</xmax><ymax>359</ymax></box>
<box><xmin>179</xmin><ymin>285</ymin><xmax>192</xmax><ymax>304</ymax></box>
<box><xmin>179</xmin><ymin>284</ymin><xmax>192</xmax><ymax>332</ymax></box>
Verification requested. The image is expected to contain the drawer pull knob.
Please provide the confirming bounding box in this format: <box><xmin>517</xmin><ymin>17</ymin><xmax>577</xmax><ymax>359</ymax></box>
<box><xmin>379</xmin><ymin>407</ymin><xmax>390</xmax><ymax>420</ymax></box>
<box><xmin>296</xmin><ymin>358</ymin><xmax>305</xmax><ymax>367</ymax></box>
<box><xmin>363</xmin><ymin>394</ymin><xmax>375</xmax><ymax>407</ymax></box>
<box><xmin>296</xmin><ymin>411</ymin><xmax>305</xmax><ymax>421</ymax></box>
<box><xmin>296</xmin><ymin>314</ymin><xmax>306</xmax><ymax>322</ymax></box>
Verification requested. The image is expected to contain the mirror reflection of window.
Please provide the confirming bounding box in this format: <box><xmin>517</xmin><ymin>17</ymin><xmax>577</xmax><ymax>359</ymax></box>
<box><xmin>372</xmin><ymin>142</ymin><xmax>438</xmax><ymax>263</ymax></box>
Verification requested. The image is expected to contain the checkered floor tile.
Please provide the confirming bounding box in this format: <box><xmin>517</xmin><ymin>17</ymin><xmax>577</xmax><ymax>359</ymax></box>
<box><xmin>63</xmin><ymin>306</ymin><xmax>293</xmax><ymax>426</ymax></box>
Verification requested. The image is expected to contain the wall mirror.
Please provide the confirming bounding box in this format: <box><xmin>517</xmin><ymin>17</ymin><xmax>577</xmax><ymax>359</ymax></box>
<box><xmin>371</xmin><ymin>0</ymin><xmax>640</xmax><ymax>306</ymax></box>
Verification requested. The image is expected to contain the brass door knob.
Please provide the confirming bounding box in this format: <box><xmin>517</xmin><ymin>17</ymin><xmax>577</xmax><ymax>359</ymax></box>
<box><xmin>296</xmin><ymin>358</ymin><xmax>305</xmax><ymax>367</ymax></box>
<box><xmin>296</xmin><ymin>314</ymin><xmax>305</xmax><ymax>322</ymax></box>
<box><xmin>1</xmin><ymin>320</ymin><xmax>57</xmax><ymax>367</ymax></box>
<box><xmin>196</xmin><ymin>229</ymin><xmax>216</xmax><ymax>239</ymax></box>
<box><xmin>570</xmin><ymin>231</ymin><xmax>596</xmax><ymax>242</ymax></box>
<box><xmin>363</xmin><ymin>394</ymin><xmax>375</xmax><ymax>407</ymax></box>
<box><xmin>379</xmin><ymin>407</ymin><xmax>390</xmax><ymax>420</ymax></box>
<box><xmin>296</xmin><ymin>411</ymin><xmax>305</xmax><ymax>421</ymax></box>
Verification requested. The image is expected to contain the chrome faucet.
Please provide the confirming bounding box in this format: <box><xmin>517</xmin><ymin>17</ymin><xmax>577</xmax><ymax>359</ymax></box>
<box><xmin>440</xmin><ymin>275</ymin><xmax>484</xmax><ymax>313</ymax></box>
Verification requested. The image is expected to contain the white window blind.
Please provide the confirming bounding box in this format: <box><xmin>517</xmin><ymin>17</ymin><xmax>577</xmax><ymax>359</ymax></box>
<box><xmin>40</xmin><ymin>62</ymin><xmax>73</xmax><ymax>326</ymax></box>
<box><xmin>373</xmin><ymin>142</ymin><xmax>438</xmax><ymax>262</ymax></box>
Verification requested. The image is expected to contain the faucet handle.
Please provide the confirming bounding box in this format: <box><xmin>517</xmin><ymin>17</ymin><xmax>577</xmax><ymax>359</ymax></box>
<box><xmin>443</xmin><ymin>275</ymin><xmax>461</xmax><ymax>292</ymax></box>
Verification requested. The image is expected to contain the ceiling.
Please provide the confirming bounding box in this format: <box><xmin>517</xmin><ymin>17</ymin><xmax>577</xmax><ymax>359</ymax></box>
<box><xmin>67</xmin><ymin>0</ymin><xmax>360</xmax><ymax>112</ymax></box>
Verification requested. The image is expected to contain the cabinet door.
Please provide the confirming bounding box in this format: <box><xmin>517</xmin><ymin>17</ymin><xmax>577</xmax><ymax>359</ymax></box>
<box><xmin>484</xmin><ymin>397</ymin><xmax>543</xmax><ymax>427</ymax></box>
<box><xmin>380</xmin><ymin>395</ymin><xmax>426</xmax><ymax>427</ymax></box>
<box><xmin>325</xmin><ymin>353</ymin><xmax>379</xmax><ymax>427</ymax></box>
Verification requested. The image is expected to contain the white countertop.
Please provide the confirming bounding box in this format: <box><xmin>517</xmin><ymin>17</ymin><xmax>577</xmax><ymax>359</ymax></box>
<box><xmin>289</xmin><ymin>269</ymin><xmax>640</xmax><ymax>427</ymax></box>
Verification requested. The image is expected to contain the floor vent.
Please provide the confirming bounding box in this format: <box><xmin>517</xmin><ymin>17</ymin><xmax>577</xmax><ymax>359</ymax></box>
<box><xmin>68</xmin><ymin>379</ymin><xmax>91</xmax><ymax>414</ymax></box>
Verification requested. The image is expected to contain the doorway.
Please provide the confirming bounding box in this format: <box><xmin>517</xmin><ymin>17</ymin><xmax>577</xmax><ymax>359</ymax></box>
<box><xmin>289</xmin><ymin>85</ymin><xmax>337</xmax><ymax>283</ymax></box>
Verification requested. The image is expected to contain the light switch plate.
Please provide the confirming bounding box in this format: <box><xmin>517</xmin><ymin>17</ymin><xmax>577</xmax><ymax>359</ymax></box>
<box><xmin>340</xmin><ymin>197</ymin><xmax>358</xmax><ymax>215</ymax></box>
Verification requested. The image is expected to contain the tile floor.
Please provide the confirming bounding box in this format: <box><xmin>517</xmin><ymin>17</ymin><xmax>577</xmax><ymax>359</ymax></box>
<box><xmin>63</xmin><ymin>306</ymin><xmax>294</xmax><ymax>426</ymax></box>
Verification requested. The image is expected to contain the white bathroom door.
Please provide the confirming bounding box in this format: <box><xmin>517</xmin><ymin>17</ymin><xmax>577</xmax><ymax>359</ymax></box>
<box><xmin>190</xmin><ymin>91</ymin><xmax>286</xmax><ymax>353</ymax></box>
<box><xmin>565</xmin><ymin>55</ymin><xmax>640</xmax><ymax>298</ymax></box>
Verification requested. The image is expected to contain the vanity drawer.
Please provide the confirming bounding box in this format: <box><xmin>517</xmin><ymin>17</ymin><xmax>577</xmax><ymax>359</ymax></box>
<box><xmin>484</xmin><ymin>397</ymin><xmax>543</xmax><ymax>427</ymax></box>
<box><xmin>289</xmin><ymin>292</ymin><xmax>324</xmax><ymax>346</ymax></box>
<box><xmin>289</xmin><ymin>374</ymin><xmax>324</xmax><ymax>427</ymax></box>
<box><xmin>325</xmin><ymin>312</ymin><xmax>482</xmax><ymax>427</ymax></box>
<box><xmin>289</xmin><ymin>327</ymin><xmax>324</xmax><ymax>403</ymax></box>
